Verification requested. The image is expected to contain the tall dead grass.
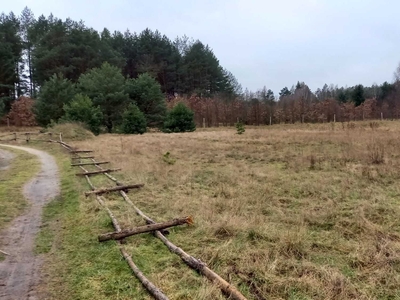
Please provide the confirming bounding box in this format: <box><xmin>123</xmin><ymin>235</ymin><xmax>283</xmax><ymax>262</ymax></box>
<box><xmin>72</xmin><ymin>121</ymin><xmax>400</xmax><ymax>299</ymax></box>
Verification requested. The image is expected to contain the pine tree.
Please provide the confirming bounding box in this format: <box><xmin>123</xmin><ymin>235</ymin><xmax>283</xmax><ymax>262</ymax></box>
<box><xmin>78</xmin><ymin>62</ymin><xmax>129</xmax><ymax>132</ymax></box>
<box><xmin>120</xmin><ymin>104</ymin><xmax>147</xmax><ymax>134</ymax></box>
<box><xmin>351</xmin><ymin>85</ymin><xmax>365</xmax><ymax>107</ymax></box>
<box><xmin>125</xmin><ymin>73</ymin><xmax>166</xmax><ymax>126</ymax></box>
<box><xmin>0</xmin><ymin>12</ymin><xmax>24</xmax><ymax>110</ymax></box>
<box><xmin>63</xmin><ymin>94</ymin><xmax>103</xmax><ymax>135</ymax></box>
<box><xmin>34</xmin><ymin>73</ymin><xmax>76</xmax><ymax>126</ymax></box>
<box><xmin>163</xmin><ymin>102</ymin><xmax>196</xmax><ymax>133</ymax></box>
<box><xmin>279</xmin><ymin>87</ymin><xmax>291</xmax><ymax>98</ymax></box>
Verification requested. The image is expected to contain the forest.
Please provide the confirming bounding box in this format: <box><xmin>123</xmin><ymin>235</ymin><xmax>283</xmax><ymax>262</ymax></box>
<box><xmin>1</xmin><ymin>7</ymin><xmax>400</xmax><ymax>131</ymax></box>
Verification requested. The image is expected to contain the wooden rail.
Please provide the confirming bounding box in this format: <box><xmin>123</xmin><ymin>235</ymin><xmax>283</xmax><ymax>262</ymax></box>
<box><xmin>0</xmin><ymin>132</ymin><xmax>249</xmax><ymax>300</ymax></box>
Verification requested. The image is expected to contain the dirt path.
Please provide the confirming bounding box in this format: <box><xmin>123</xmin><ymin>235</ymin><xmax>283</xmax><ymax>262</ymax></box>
<box><xmin>0</xmin><ymin>145</ymin><xmax>59</xmax><ymax>300</ymax></box>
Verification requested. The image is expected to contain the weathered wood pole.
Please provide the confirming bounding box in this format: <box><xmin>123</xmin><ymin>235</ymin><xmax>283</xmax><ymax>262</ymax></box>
<box><xmin>76</xmin><ymin>168</ymin><xmax>121</xmax><ymax>176</ymax></box>
<box><xmin>71</xmin><ymin>161</ymin><xmax>109</xmax><ymax>166</ymax></box>
<box><xmin>85</xmin><ymin>184</ymin><xmax>144</xmax><ymax>197</ymax></box>
<box><xmin>98</xmin><ymin>216</ymin><xmax>193</xmax><ymax>242</ymax></box>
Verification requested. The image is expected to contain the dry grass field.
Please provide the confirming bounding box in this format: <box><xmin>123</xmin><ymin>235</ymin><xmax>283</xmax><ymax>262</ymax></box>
<box><xmin>62</xmin><ymin>121</ymin><xmax>400</xmax><ymax>299</ymax></box>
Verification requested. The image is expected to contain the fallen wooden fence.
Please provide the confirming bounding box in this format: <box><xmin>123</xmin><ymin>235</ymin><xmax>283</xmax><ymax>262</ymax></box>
<box><xmin>84</xmin><ymin>152</ymin><xmax>248</xmax><ymax>300</ymax></box>
<box><xmin>0</xmin><ymin>132</ymin><xmax>249</xmax><ymax>300</ymax></box>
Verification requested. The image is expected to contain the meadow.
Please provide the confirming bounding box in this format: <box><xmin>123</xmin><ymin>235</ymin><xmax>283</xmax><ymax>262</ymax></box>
<box><xmin>60</xmin><ymin>121</ymin><xmax>400</xmax><ymax>299</ymax></box>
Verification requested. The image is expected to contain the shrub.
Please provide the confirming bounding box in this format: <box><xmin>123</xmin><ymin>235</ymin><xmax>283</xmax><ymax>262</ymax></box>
<box><xmin>120</xmin><ymin>104</ymin><xmax>147</xmax><ymax>134</ymax></box>
<box><xmin>63</xmin><ymin>94</ymin><xmax>103</xmax><ymax>135</ymax></box>
<box><xmin>235</xmin><ymin>121</ymin><xmax>245</xmax><ymax>134</ymax></box>
<box><xmin>163</xmin><ymin>102</ymin><xmax>196</xmax><ymax>133</ymax></box>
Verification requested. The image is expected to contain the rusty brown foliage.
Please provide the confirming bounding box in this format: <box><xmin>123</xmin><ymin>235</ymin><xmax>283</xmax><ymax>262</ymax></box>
<box><xmin>5</xmin><ymin>96</ymin><xmax>37</xmax><ymax>126</ymax></box>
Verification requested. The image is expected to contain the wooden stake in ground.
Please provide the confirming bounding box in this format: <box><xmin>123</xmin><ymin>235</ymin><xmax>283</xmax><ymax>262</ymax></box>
<box><xmin>84</xmin><ymin>184</ymin><xmax>144</xmax><ymax>197</ymax></box>
<box><xmin>98</xmin><ymin>216</ymin><xmax>194</xmax><ymax>242</ymax></box>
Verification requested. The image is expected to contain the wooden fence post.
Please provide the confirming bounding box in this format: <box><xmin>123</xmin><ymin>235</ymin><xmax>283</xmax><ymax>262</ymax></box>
<box><xmin>334</xmin><ymin>114</ymin><xmax>336</xmax><ymax>123</ymax></box>
<box><xmin>13</xmin><ymin>133</ymin><xmax>17</xmax><ymax>141</ymax></box>
<box><xmin>203</xmin><ymin>118</ymin><xmax>205</xmax><ymax>128</ymax></box>
<box><xmin>381</xmin><ymin>112</ymin><xmax>383</xmax><ymax>121</ymax></box>
<box><xmin>269</xmin><ymin>115</ymin><xmax>272</xmax><ymax>126</ymax></box>
<box><xmin>26</xmin><ymin>133</ymin><xmax>30</xmax><ymax>143</ymax></box>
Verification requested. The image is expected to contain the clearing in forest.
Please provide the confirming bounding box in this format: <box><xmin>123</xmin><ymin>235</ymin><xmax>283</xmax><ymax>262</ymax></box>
<box><xmin>42</xmin><ymin>121</ymin><xmax>400</xmax><ymax>299</ymax></box>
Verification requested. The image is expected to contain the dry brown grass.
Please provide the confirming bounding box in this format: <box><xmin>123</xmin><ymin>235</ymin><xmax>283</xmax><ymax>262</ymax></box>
<box><xmin>70</xmin><ymin>121</ymin><xmax>400</xmax><ymax>299</ymax></box>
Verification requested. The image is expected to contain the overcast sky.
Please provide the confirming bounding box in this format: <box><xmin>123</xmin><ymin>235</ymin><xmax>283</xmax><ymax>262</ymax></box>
<box><xmin>3</xmin><ymin>0</ymin><xmax>400</xmax><ymax>95</ymax></box>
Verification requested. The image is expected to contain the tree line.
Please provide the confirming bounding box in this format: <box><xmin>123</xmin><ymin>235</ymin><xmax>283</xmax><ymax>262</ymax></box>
<box><xmin>0</xmin><ymin>7</ymin><xmax>236</xmax><ymax>132</ymax></box>
<box><xmin>1</xmin><ymin>7</ymin><xmax>400</xmax><ymax>131</ymax></box>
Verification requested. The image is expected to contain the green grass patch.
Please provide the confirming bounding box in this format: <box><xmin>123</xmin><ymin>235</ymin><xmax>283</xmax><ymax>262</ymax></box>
<box><xmin>35</xmin><ymin>148</ymin><xmax>154</xmax><ymax>300</ymax></box>
<box><xmin>0</xmin><ymin>147</ymin><xmax>40</xmax><ymax>230</ymax></box>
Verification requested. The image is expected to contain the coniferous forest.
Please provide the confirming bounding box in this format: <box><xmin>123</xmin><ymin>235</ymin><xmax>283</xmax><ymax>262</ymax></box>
<box><xmin>1</xmin><ymin>7</ymin><xmax>400</xmax><ymax>132</ymax></box>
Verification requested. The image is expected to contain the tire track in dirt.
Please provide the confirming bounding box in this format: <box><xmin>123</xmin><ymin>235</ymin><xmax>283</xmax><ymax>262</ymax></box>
<box><xmin>0</xmin><ymin>145</ymin><xmax>59</xmax><ymax>300</ymax></box>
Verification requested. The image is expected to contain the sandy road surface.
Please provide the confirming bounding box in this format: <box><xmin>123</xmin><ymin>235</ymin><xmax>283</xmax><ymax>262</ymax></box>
<box><xmin>0</xmin><ymin>145</ymin><xmax>59</xmax><ymax>300</ymax></box>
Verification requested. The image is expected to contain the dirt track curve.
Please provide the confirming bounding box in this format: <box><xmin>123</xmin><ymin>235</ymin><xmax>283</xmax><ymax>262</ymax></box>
<box><xmin>0</xmin><ymin>145</ymin><xmax>59</xmax><ymax>300</ymax></box>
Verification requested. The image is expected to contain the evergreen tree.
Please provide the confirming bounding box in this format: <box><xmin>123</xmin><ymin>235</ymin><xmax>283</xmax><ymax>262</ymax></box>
<box><xmin>120</xmin><ymin>103</ymin><xmax>147</xmax><ymax>134</ymax></box>
<box><xmin>351</xmin><ymin>84</ymin><xmax>365</xmax><ymax>106</ymax></box>
<box><xmin>279</xmin><ymin>87</ymin><xmax>291</xmax><ymax>98</ymax></box>
<box><xmin>163</xmin><ymin>102</ymin><xmax>196</xmax><ymax>133</ymax></box>
<box><xmin>33</xmin><ymin>17</ymin><xmax>103</xmax><ymax>85</ymax></box>
<box><xmin>125</xmin><ymin>73</ymin><xmax>166</xmax><ymax>126</ymax></box>
<box><xmin>337</xmin><ymin>90</ymin><xmax>347</xmax><ymax>103</ymax></box>
<box><xmin>63</xmin><ymin>94</ymin><xmax>103</xmax><ymax>135</ymax></box>
<box><xmin>181</xmin><ymin>41</ymin><xmax>224</xmax><ymax>96</ymax></box>
<box><xmin>78</xmin><ymin>62</ymin><xmax>129</xmax><ymax>132</ymax></box>
<box><xmin>0</xmin><ymin>12</ymin><xmax>24</xmax><ymax>110</ymax></box>
<box><xmin>34</xmin><ymin>73</ymin><xmax>76</xmax><ymax>126</ymax></box>
<box><xmin>266</xmin><ymin>89</ymin><xmax>275</xmax><ymax>103</ymax></box>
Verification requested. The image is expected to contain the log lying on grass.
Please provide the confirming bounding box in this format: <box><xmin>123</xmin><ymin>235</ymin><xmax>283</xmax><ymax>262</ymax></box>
<box><xmin>71</xmin><ymin>161</ymin><xmax>109</xmax><ymax>166</ymax></box>
<box><xmin>119</xmin><ymin>192</ymin><xmax>248</xmax><ymax>300</ymax></box>
<box><xmin>78</xmin><ymin>165</ymin><xmax>169</xmax><ymax>300</ymax></box>
<box><xmin>70</xmin><ymin>150</ymin><xmax>93</xmax><ymax>153</ymax></box>
<box><xmin>71</xmin><ymin>156</ymin><xmax>95</xmax><ymax>160</ymax></box>
<box><xmin>84</xmin><ymin>184</ymin><xmax>144</xmax><ymax>197</ymax></box>
<box><xmin>76</xmin><ymin>168</ymin><xmax>121</xmax><ymax>176</ymax></box>
<box><xmin>99</xmin><ymin>216</ymin><xmax>194</xmax><ymax>242</ymax></box>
